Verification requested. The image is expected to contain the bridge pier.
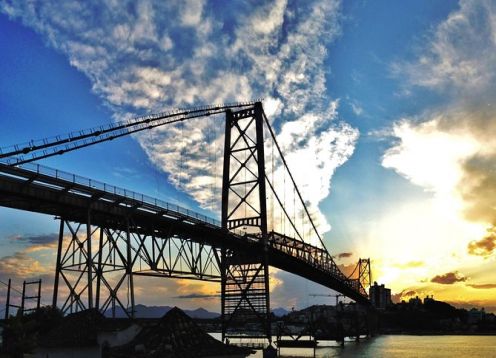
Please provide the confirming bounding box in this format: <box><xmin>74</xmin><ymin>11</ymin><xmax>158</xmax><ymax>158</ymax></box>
<box><xmin>53</xmin><ymin>218</ymin><xmax>135</xmax><ymax>317</ymax></box>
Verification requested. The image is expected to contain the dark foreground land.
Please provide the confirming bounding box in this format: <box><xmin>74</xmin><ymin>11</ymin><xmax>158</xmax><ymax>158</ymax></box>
<box><xmin>0</xmin><ymin>306</ymin><xmax>253</xmax><ymax>358</ymax></box>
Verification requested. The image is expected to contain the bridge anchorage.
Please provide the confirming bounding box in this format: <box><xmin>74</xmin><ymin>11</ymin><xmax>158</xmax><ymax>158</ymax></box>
<box><xmin>0</xmin><ymin>101</ymin><xmax>372</xmax><ymax>345</ymax></box>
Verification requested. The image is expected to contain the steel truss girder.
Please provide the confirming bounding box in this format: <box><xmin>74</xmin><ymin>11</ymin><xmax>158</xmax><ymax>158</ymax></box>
<box><xmin>53</xmin><ymin>216</ymin><xmax>222</xmax><ymax>318</ymax></box>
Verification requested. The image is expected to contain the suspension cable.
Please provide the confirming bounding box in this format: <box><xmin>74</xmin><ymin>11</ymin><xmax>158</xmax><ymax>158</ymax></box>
<box><xmin>271</xmin><ymin>138</ymin><xmax>274</xmax><ymax>232</ymax></box>
<box><xmin>261</xmin><ymin>108</ymin><xmax>326</xmax><ymax>249</ymax></box>
<box><xmin>0</xmin><ymin>101</ymin><xmax>260</xmax><ymax>166</ymax></box>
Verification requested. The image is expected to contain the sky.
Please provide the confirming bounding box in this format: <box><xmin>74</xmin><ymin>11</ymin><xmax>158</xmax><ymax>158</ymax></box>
<box><xmin>1</xmin><ymin>0</ymin><xmax>496</xmax><ymax>313</ymax></box>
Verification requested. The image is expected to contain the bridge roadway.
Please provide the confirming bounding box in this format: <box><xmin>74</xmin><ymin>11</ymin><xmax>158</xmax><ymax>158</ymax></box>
<box><xmin>0</xmin><ymin>163</ymin><xmax>368</xmax><ymax>304</ymax></box>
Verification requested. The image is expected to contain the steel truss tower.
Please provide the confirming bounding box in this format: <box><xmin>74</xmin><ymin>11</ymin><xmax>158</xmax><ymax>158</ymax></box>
<box><xmin>358</xmin><ymin>258</ymin><xmax>372</xmax><ymax>292</ymax></box>
<box><xmin>53</xmin><ymin>216</ymin><xmax>135</xmax><ymax>316</ymax></box>
<box><xmin>221</xmin><ymin>102</ymin><xmax>271</xmax><ymax>342</ymax></box>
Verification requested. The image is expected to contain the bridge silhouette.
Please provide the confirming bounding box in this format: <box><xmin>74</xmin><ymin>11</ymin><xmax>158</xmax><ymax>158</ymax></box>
<box><xmin>0</xmin><ymin>101</ymin><xmax>371</xmax><ymax>343</ymax></box>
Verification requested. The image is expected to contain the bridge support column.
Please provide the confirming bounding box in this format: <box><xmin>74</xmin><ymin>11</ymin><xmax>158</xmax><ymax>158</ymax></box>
<box><xmin>95</xmin><ymin>225</ymin><xmax>104</xmax><ymax>310</ymax></box>
<box><xmin>52</xmin><ymin>219</ymin><xmax>134</xmax><ymax>317</ymax></box>
<box><xmin>126</xmin><ymin>218</ymin><xmax>135</xmax><ymax>318</ymax></box>
<box><xmin>52</xmin><ymin>218</ymin><xmax>64</xmax><ymax>308</ymax></box>
<box><xmin>87</xmin><ymin>210</ymin><xmax>93</xmax><ymax>309</ymax></box>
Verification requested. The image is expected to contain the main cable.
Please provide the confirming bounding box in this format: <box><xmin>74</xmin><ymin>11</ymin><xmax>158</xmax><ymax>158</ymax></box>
<box><xmin>1</xmin><ymin>101</ymin><xmax>259</xmax><ymax>166</ymax></box>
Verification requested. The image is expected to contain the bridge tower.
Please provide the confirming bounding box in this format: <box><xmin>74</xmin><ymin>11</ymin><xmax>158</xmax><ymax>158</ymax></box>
<box><xmin>358</xmin><ymin>258</ymin><xmax>372</xmax><ymax>292</ymax></box>
<box><xmin>221</xmin><ymin>102</ymin><xmax>271</xmax><ymax>343</ymax></box>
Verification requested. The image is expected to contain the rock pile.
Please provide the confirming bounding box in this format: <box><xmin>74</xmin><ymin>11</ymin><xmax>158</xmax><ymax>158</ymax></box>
<box><xmin>109</xmin><ymin>307</ymin><xmax>253</xmax><ymax>357</ymax></box>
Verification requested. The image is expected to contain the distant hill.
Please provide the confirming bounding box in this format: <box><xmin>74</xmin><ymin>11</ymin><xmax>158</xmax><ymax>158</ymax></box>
<box><xmin>105</xmin><ymin>304</ymin><xmax>289</xmax><ymax>319</ymax></box>
<box><xmin>104</xmin><ymin>304</ymin><xmax>220</xmax><ymax>319</ymax></box>
<box><xmin>272</xmin><ymin>307</ymin><xmax>289</xmax><ymax>317</ymax></box>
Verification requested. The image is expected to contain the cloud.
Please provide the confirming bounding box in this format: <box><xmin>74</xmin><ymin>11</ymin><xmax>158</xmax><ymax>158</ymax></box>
<box><xmin>466</xmin><ymin>283</ymin><xmax>496</xmax><ymax>289</ymax></box>
<box><xmin>393</xmin><ymin>261</ymin><xmax>424</xmax><ymax>269</ymax></box>
<box><xmin>10</xmin><ymin>233</ymin><xmax>58</xmax><ymax>246</ymax></box>
<box><xmin>384</xmin><ymin>0</ymin><xmax>496</xmax><ymax>253</ymax></box>
<box><xmin>335</xmin><ymin>252</ymin><xmax>353</xmax><ymax>259</ymax></box>
<box><xmin>431</xmin><ymin>272</ymin><xmax>467</xmax><ymax>285</ymax></box>
<box><xmin>350</xmin><ymin>101</ymin><xmax>364</xmax><ymax>116</ymax></box>
<box><xmin>337</xmin><ymin>263</ymin><xmax>356</xmax><ymax>277</ymax></box>
<box><xmin>467</xmin><ymin>228</ymin><xmax>496</xmax><ymax>257</ymax></box>
<box><xmin>391</xmin><ymin>289</ymin><xmax>418</xmax><ymax>303</ymax></box>
<box><xmin>0</xmin><ymin>0</ymin><xmax>358</xmax><ymax>243</ymax></box>
<box><xmin>393</xmin><ymin>0</ymin><xmax>496</xmax><ymax>95</ymax></box>
<box><xmin>173</xmin><ymin>293</ymin><xmax>219</xmax><ymax>299</ymax></box>
<box><xmin>0</xmin><ymin>252</ymin><xmax>52</xmax><ymax>278</ymax></box>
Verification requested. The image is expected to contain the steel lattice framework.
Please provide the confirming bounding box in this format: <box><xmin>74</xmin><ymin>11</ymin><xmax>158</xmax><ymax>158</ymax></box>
<box><xmin>0</xmin><ymin>101</ymin><xmax>372</xmax><ymax>344</ymax></box>
<box><xmin>221</xmin><ymin>103</ymin><xmax>271</xmax><ymax>340</ymax></box>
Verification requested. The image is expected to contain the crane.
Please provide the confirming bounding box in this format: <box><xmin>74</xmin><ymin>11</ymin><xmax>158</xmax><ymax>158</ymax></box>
<box><xmin>308</xmin><ymin>293</ymin><xmax>346</xmax><ymax>306</ymax></box>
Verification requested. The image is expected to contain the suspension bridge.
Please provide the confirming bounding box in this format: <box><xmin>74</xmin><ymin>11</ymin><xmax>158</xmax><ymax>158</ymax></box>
<box><xmin>0</xmin><ymin>101</ymin><xmax>371</xmax><ymax>343</ymax></box>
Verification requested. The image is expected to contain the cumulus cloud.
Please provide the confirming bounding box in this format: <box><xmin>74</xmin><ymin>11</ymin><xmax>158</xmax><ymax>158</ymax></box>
<box><xmin>384</xmin><ymin>0</ymin><xmax>496</xmax><ymax>254</ymax></box>
<box><xmin>0</xmin><ymin>0</ymin><xmax>358</xmax><ymax>242</ymax></box>
<box><xmin>0</xmin><ymin>249</ymin><xmax>55</xmax><ymax>311</ymax></box>
<box><xmin>391</xmin><ymin>289</ymin><xmax>418</xmax><ymax>303</ymax></box>
<box><xmin>431</xmin><ymin>272</ymin><xmax>467</xmax><ymax>285</ymax></box>
<box><xmin>467</xmin><ymin>228</ymin><xmax>496</xmax><ymax>257</ymax></box>
<box><xmin>0</xmin><ymin>252</ymin><xmax>52</xmax><ymax>278</ymax></box>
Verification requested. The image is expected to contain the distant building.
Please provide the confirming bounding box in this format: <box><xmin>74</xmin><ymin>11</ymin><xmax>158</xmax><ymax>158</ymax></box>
<box><xmin>468</xmin><ymin>307</ymin><xmax>485</xmax><ymax>324</ymax></box>
<box><xmin>408</xmin><ymin>296</ymin><xmax>422</xmax><ymax>307</ymax></box>
<box><xmin>423</xmin><ymin>295</ymin><xmax>435</xmax><ymax>304</ymax></box>
<box><xmin>369</xmin><ymin>282</ymin><xmax>392</xmax><ymax>309</ymax></box>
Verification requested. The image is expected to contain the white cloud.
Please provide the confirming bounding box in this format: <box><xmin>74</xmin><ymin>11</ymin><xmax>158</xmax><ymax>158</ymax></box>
<box><xmin>384</xmin><ymin>0</ymin><xmax>496</xmax><ymax>260</ymax></box>
<box><xmin>394</xmin><ymin>0</ymin><xmax>496</xmax><ymax>96</ymax></box>
<box><xmin>383</xmin><ymin>117</ymin><xmax>480</xmax><ymax>198</ymax></box>
<box><xmin>180</xmin><ymin>0</ymin><xmax>205</xmax><ymax>27</ymax></box>
<box><xmin>350</xmin><ymin>101</ymin><xmax>363</xmax><ymax>116</ymax></box>
<box><xmin>0</xmin><ymin>0</ymin><xmax>356</xmax><ymax>242</ymax></box>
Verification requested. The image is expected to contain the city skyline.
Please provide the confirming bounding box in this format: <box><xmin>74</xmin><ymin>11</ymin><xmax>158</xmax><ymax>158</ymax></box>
<box><xmin>1</xmin><ymin>0</ymin><xmax>495</xmax><ymax>313</ymax></box>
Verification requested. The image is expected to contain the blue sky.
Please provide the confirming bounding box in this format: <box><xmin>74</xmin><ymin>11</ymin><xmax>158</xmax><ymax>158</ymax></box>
<box><xmin>1</xmin><ymin>0</ymin><xmax>496</xmax><ymax>312</ymax></box>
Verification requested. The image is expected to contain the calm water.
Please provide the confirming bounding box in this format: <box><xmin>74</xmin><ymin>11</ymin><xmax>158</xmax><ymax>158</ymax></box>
<box><xmin>211</xmin><ymin>334</ymin><xmax>496</xmax><ymax>357</ymax></box>
<box><xmin>285</xmin><ymin>335</ymin><xmax>496</xmax><ymax>357</ymax></box>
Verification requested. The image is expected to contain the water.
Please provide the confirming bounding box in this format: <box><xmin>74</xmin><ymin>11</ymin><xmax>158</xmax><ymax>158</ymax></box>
<box><xmin>210</xmin><ymin>334</ymin><xmax>496</xmax><ymax>357</ymax></box>
<box><xmin>302</xmin><ymin>335</ymin><xmax>496</xmax><ymax>357</ymax></box>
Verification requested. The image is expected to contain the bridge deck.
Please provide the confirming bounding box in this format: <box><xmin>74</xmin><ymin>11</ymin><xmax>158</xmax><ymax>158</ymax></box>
<box><xmin>0</xmin><ymin>163</ymin><xmax>368</xmax><ymax>304</ymax></box>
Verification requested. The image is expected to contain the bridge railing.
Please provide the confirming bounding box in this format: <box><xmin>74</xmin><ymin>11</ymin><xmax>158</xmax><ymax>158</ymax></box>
<box><xmin>11</xmin><ymin>163</ymin><xmax>222</xmax><ymax>227</ymax></box>
<box><xmin>268</xmin><ymin>231</ymin><xmax>368</xmax><ymax>298</ymax></box>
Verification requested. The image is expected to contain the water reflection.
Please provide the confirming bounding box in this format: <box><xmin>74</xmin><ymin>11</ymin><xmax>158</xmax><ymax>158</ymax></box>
<box><xmin>210</xmin><ymin>334</ymin><xmax>496</xmax><ymax>357</ymax></box>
